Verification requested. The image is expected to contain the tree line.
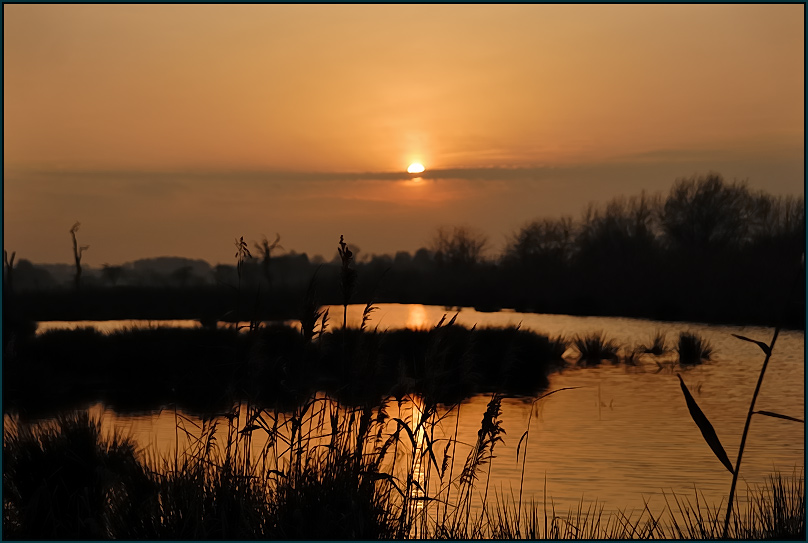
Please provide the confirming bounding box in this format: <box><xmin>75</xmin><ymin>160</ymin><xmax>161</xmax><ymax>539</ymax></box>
<box><xmin>3</xmin><ymin>173</ymin><xmax>804</xmax><ymax>327</ymax></box>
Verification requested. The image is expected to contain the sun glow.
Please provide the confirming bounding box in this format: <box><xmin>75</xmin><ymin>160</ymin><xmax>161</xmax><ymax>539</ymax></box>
<box><xmin>406</xmin><ymin>304</ymin><xmax>429</xmax><ymax>330</ymax></box>
<box><xmin>407</xmin><ymin>162</ymin><xmax>425</xmax><ymax>174</ymax></box>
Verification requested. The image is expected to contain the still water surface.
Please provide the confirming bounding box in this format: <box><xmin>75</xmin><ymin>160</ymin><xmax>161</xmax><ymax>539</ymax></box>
<box><xmin>29</xmin><ymin>304</ymin><xmax>806</xmax><ymax>516</ymax></box>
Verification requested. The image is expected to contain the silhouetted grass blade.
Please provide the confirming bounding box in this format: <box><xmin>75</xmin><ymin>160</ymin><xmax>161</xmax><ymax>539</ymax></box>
<box><xmin>517</xmin><ymin>387</ymin><xmax>581</xmax><ymax>462</ymax></box>
<box><xmin>732</xmin><ymin>334</ymin><xmax>772</xmax><ymax>356</ymax></box>
<box><xmin>677</xmin><ymin>374</ymin><xmax>734</xmax><ymax>475</ymax></box>
<box><xmin>755</xmin><ymin>410</ymin><xmax>805</xmax><ymax>424</ymax></box>
<box><xmin>360</xmin><ymin>470</ymin><xmax>406</xmax><ymax>498</ymax></box>
<box><xmin>393</xmin><ymin>418</ymin><xmax>418</xmax><ymax>450</ymax></box>
<box><xmin>419</xmin><ymin>430</ymin><xmax>442</xmax><ymax>474</ymax></box>
<box><xmin>516</xmin><ymin>429</ymin><xmax>529</xmax><ymax>462</ymax></box>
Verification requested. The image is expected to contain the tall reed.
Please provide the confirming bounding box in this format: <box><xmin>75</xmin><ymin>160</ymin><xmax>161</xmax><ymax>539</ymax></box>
<box><xmin>676</xmin><ymin>254</ymin><xmax>805</xmax><ymax>538</ymax></box>
<box><xmin>4</xmin><ymin>395</ymin><xmax>803</xmax><ymax>539</ymax></box>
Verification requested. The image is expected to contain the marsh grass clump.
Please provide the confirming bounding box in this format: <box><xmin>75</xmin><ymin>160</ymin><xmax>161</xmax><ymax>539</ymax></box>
<box><xmin>143</xmin><ymin>416</ymin><xmax>275</xmax><ymax>539</ymax></box>
<box><xmin>548</xmin><ymin>335</ymin><xmax>570</xmax><ymax>361</ymax></box>
<box><xmin>743</xmin><ymin>471</ymin><xmax>805</xmax><ymax>540</ymax></box>
<box><xmin>663</xmin><ymin>471</ymin><xmax>805</xmax><ymax>540</ymax></box>
<box><xmin>621</xmin><ymin>345</ymin><xmax>643</xmax><ymax>365</ymax></box>
<box><xmin>573</xmin><ymin>331</ymin><xmax>620</xmax><ymax>365</ymax></box>
<box><xmin>676</xmin><ymin>331</ymin><xmax>713</xmax><ymax>364</ymax></box>
<box><xmin>264</xmin><ymin>411</ymin><xmax>404</xmax><ymax>539</ymax></box>
<box><xmin>470</xmin><ymin>327</ymin><xmax>568</xmax><ymax>395</ymax></box>
<box><xmin>2</xmin><ymin>412</ymin><xmax>153</xmax><ymax>539</ymax></box>
<box><xmin>639</xmin><ymin>329</ymin><xmax>669</xmax><ymax>356</ymax></box>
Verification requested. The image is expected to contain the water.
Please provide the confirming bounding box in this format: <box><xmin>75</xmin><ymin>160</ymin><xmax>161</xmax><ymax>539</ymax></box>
<box><xmin>22</xmin><ymin>305</ymin><xmax>807</xmax><ymax>517</ymax></box>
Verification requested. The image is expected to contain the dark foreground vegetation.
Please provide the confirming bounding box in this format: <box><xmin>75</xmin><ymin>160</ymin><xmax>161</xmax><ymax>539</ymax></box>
<box><xmin>2</xmin><ymin>310</ymin><xmax>802</xmax><ymax>540</ymax></box>
<box><xmin>3</xmin><ymin>405</ymin><xmax>804</xmax><ymax>540</ymax></box>
<box><xmin>3</xmin><ymin>174</ymin><xmax>805</xmax><ymax>328</ymax></box>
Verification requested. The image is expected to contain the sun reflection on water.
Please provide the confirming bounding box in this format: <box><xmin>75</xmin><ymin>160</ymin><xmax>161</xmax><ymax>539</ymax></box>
<box><xmin>406</xmin><ymin>304</ymin><xmax>429</xmax><ymax>330</ymax></box>
<box><xmin>407</xmin><ymin>395</ymin><xmax>429</xmax><ymax>532</ymax></box>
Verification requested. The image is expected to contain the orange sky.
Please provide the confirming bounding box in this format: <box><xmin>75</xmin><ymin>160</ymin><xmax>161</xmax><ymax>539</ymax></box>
<box><xmin>3</xmin><ymin>4</ymin><xmax>804</xmax><ymax>265</ymax></box>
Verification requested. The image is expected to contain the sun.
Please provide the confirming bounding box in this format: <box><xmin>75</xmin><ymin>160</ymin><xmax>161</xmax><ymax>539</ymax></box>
<box><xmin>407</xmin><ymin>162</ymin><xmax>425</xmax><ymax>174</ymax></box>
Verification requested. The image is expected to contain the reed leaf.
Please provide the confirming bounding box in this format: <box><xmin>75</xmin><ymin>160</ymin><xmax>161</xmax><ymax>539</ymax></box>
<box><xmin>516</xmin><ymin>430</ymin><xmax>529</xmax><ymax>462</ymax></box>
<box><xmin>677</xmin><ymin>374</ymin><xmax>734</xmax><ymax>475</ymax></box>
<box><xmin>418</xmin><ymin>429</ymin><xmax>441</xmax><ymax>475</ymax></box>
<box><xmin>392</xmin><ymin>417</ymin><xmax>419</xmax><ymax>451</ymax></box>
<box><xmin>754</xmin><ymin>410</ymin><xmax>804</xmax><ymax>423</ymax></box>
<box><xmin>732</xmin><ymin>334</ymin><xmax>771</xmax><ymax>356</ymax></box>
<box><xmin>359</xmin><ymin>471</ymin><xmax>406</xmax><ymax>498</ymax></box>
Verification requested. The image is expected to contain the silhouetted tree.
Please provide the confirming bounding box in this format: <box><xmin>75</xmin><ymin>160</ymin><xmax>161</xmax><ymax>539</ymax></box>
<box><xmin>214</xmin><ymin>264</ymin><xmax>236</xmax><ymax>286</ymax></box>
<box><xmin>274</xmin><ymin>252</ymin><xmax>311</xmax><ymax>288</ymax></box>
<box><xmin>747</xmin><ymin>193</ymin><xmax>805</xmax><ymax>249</ymax></box>
<box><xmin>661</xmin><ymin>173</ymin><xmax>753</xmax><ymax>253</ymax></box>
<box><xmin>504</xmin><ymin>217</ymin><xmax>574</xmax><ymax>269</ymax></box>
<box><xmin>69</xmin><ymin>222</ymin><xmax>89</xmax><ymax>292</ymax></box>
<box><xmin>431</xmin><ymin>225</ymin><xmax>488</xmax><ymax>267</ymax></box>
<box><xmin>169</xmin><ymin>265</ymin><xmax>193</xmax><ymax>288</ymax></box>
<box><xmin>101</xmin><ymin>264</ymin><xmax>124</xmax><ymax>286</ymax></box>
<box><xmin>12</xmin><ymin>260</ymin><xmax>56</xmax><ymax>291</ymax></box>
<box><xmin>576</xmin><ymin>192</ymin><xmax>660</xmax><ymax>266</ymax></box>
<box><xmin>393</xmin><ymin>250</ymin><xmax>413</xmax><ymax>268</ymax></box>
<box><xmin>412</xmin><ymin>247</ymin><xmax>434</xmax><ymax>267</ymax></box>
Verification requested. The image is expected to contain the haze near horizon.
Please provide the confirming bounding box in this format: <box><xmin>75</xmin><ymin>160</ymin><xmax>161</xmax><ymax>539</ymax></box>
<box><xmin>3</xmin><ymin>4</ymin><xmax>804</xmax><ymax>265</ymax></box>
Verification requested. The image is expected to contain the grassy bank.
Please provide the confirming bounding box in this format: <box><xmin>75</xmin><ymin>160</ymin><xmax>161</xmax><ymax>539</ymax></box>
<box><xmin>3</xmin><ymin>322</ymin><xmax>716</xmax><ymax>418</ymax></box>
<box><xmin>3</xmin><ymin>406</ymin><xmax>803</xmax><ymax>540</ymax></box>
<box><xmin>4</xmin><ymin>321</ymin><xmax>572</xmax><ymax>416</ymax></box>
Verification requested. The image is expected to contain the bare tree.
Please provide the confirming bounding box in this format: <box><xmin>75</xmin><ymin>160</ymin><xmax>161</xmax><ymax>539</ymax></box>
<box><xmin>69</xmin><ymin>222</ymin><xmax>89</xmax><ymax>292</ymax></box>
<box><xmin>661</xmin><ymin>173</ymin><xmax>753</xmax><ymax>253</ymax></box>
<box><xmin>504</xmin><ymin>217</ymin><xmax>574</xmax><ymax>268</ymax></box>
<box><xmin>431</xmin><ymin>225</ymin><xmax>488</xmax><ymax>267</ymax></box>
<box><xmin>576</xmin><ymin>192</ymin><xmax>661</xmax><ymax>265</ymax></box>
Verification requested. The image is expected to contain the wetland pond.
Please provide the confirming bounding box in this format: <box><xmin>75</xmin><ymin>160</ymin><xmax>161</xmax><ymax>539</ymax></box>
<box><xmin>16</xmin><ymin>304</ymin><xmax>806</xmax><ymax>517</ymax></box>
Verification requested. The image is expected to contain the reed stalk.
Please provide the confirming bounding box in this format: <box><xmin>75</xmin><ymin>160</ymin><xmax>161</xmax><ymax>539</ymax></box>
<box><xmin>722</xmin><ymin>326</ymin><xmax>779</xmax><ymax>538</ymax></box>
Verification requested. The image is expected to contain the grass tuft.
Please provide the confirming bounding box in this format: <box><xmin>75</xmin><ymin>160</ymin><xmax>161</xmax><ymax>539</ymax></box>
<box><xmin>573</xmin><ymin>331</ymin><xmax>621</xmax><ymax>365</ymax></box>
<box><xmin>676</xmin><ymin>331</ymin><xmax>713</xmax><ymax>364</ymax></box>
<box><xmin>639</xmin><ymin>330</ymin><xmax>669</xmax><ymax>356</ymax></box>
